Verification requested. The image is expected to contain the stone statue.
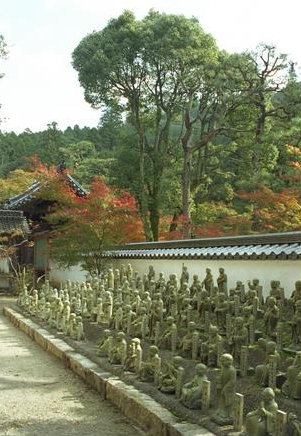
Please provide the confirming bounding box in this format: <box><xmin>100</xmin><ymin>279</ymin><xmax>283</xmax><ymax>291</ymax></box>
<box><xmin>200</xmin><ymin>325</ymin><xmax>223</xmax><ymax>367</ymax></box>
<box><xmin>282</xmin><ymin>351</ymin><xmax>301</xmax><ymax>399</ymax></box>
<box><xmin>41</xmin><ymin>302</ymin><xmax>51</xmax><ymax>321</ymax></box>
<box><xmin>181</xmin><ymin>363</ymin><xmax>208</xmax><ymax>409</ymax></box>
<box><xmin>76</xmin><ymin>315</ymin><xmax>85</xmax><ymax>341</ymax></box>
<box><xmin>198</xmin><ymin>290</ymin><xmax>211</xmax><ymax>324</ymax></box>
<box><xmin>190</xmin><ymin>274</ymin><xmax>202</xmax><ymax>299</ymax></box>
<box><xmin>180</xmin><ymin>321</ymin><xmax>197</xmax><ymax>356</ymax></box>
<box><xmin>288</xmin><ymin>413</ymin><xmax>301</xmax><ymax>436</ymax></box>
<box><xmin>158</xmin><ymin>316</ymin><xmax>177</xmax><ymax>350</ymax></box>
<box><xmin>245</xmin><ymin>387</ymin><xmax>278</xmax><ymax>436</ymax></box>
<box><xmin>109</xmin><ymin>331</ymin><xmax>127</xmax><ymax>365</ymax></box>
<box><xmin>229</xmin><ymin>316</ymin><xmax>249</xmax><ymax>362</ymax></box>
<box><xmin>113</xmin><ymin>302</ymin><xmax>123</xmax><ymax>330</ymax></box>
<box><xmin>68</xmin><ymin>313</ymin><xmax>77</xmax><ymax>339</ymax></box>
<box><xmin>97</xmin><ymin>329</ymin><xmax>112</xmax><ymax>357</ymax></box>
<box><xmin>61</xmin><ymin>301</ymin><xmax>70</xmax><ymax>335</ymax></box>
<box><xmin>96</xmin><ymin>298</ymin><xmax>104</xmax><ymax>324</ymax></box>
<box><xmin>202</xmin><ymin>268</ymin><xmax>214</xmax><ymax>294</ymax></box>
<box><xmin>217</xmin><ymin>267</ymin><xmax>228</xmax><ymax>296</ymax></box>
<box><xmin>264</xmin><ymin>297</ymin><xmax>279</xmax><ymax>337</ymax></box>
<box><xmin>124</xmin><ymin>338</ymin><xmax>142</xmax><ymax>373</ymax></box>
<box><xmin>131</xmin><ymin>307</ymin><xmax>149</xmax><ymax>338</ymax></box>
<box><xmin>269</xmin><ymin>280</ymin><xmax>282</xmax><ymax>301</ymax></box>
<box><xmin>215</xmin><ymin>293</ymin><xmax>229</xmax><ymax>332</ymax></box>
<box><xmin>234</xmin><ymin>280</ymin><xmax>245</xmax><ymax>302</ymax></box>
<box><xmin>148</xmin><ymin>265</ymin><xmax>155</xmax><ymax>282</ymax></box>
<box><xmin>255</xmin><ymin>340</ymin><xmax>280</xmax><ymax>386</ymax></box>
<box><xmin>291</xmin><ymin>281</ymin><xmax>301</xmax><ymax>307</ymax></box>
<box><xmin>139</xmin><ymin>345</ymin><xmax>161</xmax><ymax>383</ymax></box>
<box><xmin>212</xmin><ymin>353</ymin><xmax>236</xmax><ymax>425</ymax></box>
<box><xmin>292</xmin><ymin>300</ymin><xmax>301</xmax><ymax>345</ymax></box>
<box><xmin>180</xmin><ymin>264</ymin><xmax>189</xmax><ymax>289</ymax></box>
<box><xmin>158</xmin><ymin>355</ymin><xmax>184</xmax><ymax>394</ymax></box>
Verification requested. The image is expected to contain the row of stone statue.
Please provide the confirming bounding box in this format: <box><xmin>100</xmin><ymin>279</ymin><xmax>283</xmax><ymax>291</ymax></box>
<box><xmin>16</xmin><ymin>264</ymin><xmax>301</xmax><ymax>435</ymax></box>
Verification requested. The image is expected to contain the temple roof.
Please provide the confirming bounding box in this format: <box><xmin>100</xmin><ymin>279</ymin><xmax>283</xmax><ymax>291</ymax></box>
<box><xmin>0</xmin><ymin>210</ymin><xmax>30</xmax><ymax>235</ymax></box>
<box><xmin>2</xmin><ymin>174</ymin><xmax>88</xmax><ymax>211</ymax></box>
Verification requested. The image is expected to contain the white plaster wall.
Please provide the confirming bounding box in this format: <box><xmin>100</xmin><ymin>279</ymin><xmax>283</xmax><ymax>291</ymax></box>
<box><xmin>49</xmin><ymin>261</ymin><xmax>87</xmax><ymax>285</ymax></box>
<box><xmin>0</xmin><ymin>257</ymin><xmax>9</xmax><ymax>273</ymax></box>
<box><xmin>112</xmin><ymin>259</ymin><xmax>301</xmax><ymax>298</ymax></box>
<box><xmin>49</xmin><ymin>257</ymin><xmax>301</xmax><ymax>298</ymax></box>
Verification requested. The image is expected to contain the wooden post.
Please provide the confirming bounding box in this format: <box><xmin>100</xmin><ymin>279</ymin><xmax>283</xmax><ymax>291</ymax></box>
<box><xmin>234</xmin><ymin>295</ymin><xmax>240</xmax><ymax>317</ymax></box>
<box><xmin>141</xmin><ymin>314</ymin><xmax>149</xmax><ymax>339</ymax></box>
<box><xmin>135</xmin><ymin>346</ymin><xmax>142</xmax><ymax>374</ymax></box>
<box><xmin>276</xmin><ymin>322</ymin><xmax>283</xmax><ymax>351</ymax></box>
<box><xmin>171</xmin><ymin>303</ymin><xmax>177</xmax><ymax>319</ymax></box>
<box><xmin>253</xmin><ymin>297</ymin><xmax>259</xmax><ymax>317</ymax></box>
<box><xmin>171</xmin><ymin>325</ymin><xmax>177</xmax><ymax>353</ymax></box>
<box><xmin>226</xmin><ymin>314</ymin><xmax>232</xmax><ymax>340</ymax></box>
<box><xmin>154</xmin><ymin>321</ymin><xmax>160</xmax><ymax>346</ymax></box>
<box><xmin>201</xmin><ymin>379</ymin><xmax>211</xmax><ymax>410</ymax></box>
<box><xmin>204</xmin><ymin>311</ymin><xmax>210</xmax><ymax>332</ymax></box>
<box><xmin>217</xmin><ymin>341</ymin><xmax>222</xmax><ymax>368</ymax></box>
<box><xmin>275</xmin><ymin>410</ymin><xmax>287</xmax><ymax>436</ymax></box>
<box><xmin>233</xmin><ymin>393</ymin><xmax>244</xmax><ymax>432</ymax></box>
<box><xmin>154</xmin><ymin>355</ymin><xmax>161</xmax><ymax>386</ymax></box>
<box><xmin>240</xmin><ymin>346</ymin><xmax>248</xmax><ymax>377</ymax></box>
<box><xmin>268</xmin><ymin>354</ymin><xmax>277</xmax><ymax>390</ymax></box>
<box><xmin>126</xmin><ymin>313</ymin><xmax>132</xmax><ymax>335</ymax></box>
<box><xmin>249</xmin><ymin>316</ymin><xmax>255</xmax><ymax>345</ymax></box>
<box><xmin>186</xmin><ymin>305</ymin><xmax>192</xmax><ymax>324</ymax></box>
<box><xmin>257</xmin><ymin>285</ymin><xmax>263</xmax><ymax>306</ymax></box>
<box><xmin>192</xmin><ymin>331</ymin><xmax>199</xmax><ymax>360</ymax></box>
<box><xmin>176</xmin><ymin>367</ymin><xmax>185</xmax><ymax>398</ymax></box>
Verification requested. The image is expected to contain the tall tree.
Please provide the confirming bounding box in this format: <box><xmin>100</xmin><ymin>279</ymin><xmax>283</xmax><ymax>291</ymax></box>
<box><xmin>72</xmin><ymin>10</ymin><xmax>217</xmax><ymax>240</ymax></box>
<box><xmin>179</xmin><ymin>52</ymin><xmax>253</xmax><ymax>236</ymax></box>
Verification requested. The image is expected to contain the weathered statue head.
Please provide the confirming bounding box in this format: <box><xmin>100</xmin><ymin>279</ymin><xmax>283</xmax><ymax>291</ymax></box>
<box><xmin>188</xmin><ymin>321</ymin><xmax>196</xmax><ymax>331</ymax></box>
<box><xmin>103</xmin><ymin>329</ymin><xmax>111</xmax><ymax>338</ymax></box>
<box><xmin>117</xmin><ymin>331</ymin><xmax>126</xmax><ymax>341</ymax></box>
<box><xmin>172</xmin><ymin>355</ymin><xmax>183</xmax><ymax>368</ymax></box>
<box><xmin>149</xmin><ymin>345</ymin><xmax>159</xmax><ymax>357</ymax></box>
<box><xmin>262</xmin><ymin>387</ymin><xmax>275</xmax><ymax>402</ymax></box>
<box><xmin>166</xmin><ymin>316</ymin><xmax>174</xmax><ymax>325</ymax></box>
<box><xmin>267</xmin><ymin>341</ymin><xmax>276</xmax><ymax>354</ymax></box>
<box><xmin>221</xmin><ymin>353</ymin><xmax>233</xmax><ymax>367</ymax></box>
<box><xmin>235</xmin><ymin>317</ymin><xmax>244</xmax><ymax>327</ymax></box>
<box><xmin>209</xmin><ymin>325</ymin><xmax>218</xmax><ymax>336</ymax></box>
<box><xmin>195</xmin><ymin>363</ymin><xmax>207</xmax><ymax>375</ymax></box>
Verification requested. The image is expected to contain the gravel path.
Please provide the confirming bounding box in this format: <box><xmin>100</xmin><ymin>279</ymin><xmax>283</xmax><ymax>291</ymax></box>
<box><xmin>0</xmin><ymin>303</ymin><xmax>144</xmax><ymax>436</ymax></box>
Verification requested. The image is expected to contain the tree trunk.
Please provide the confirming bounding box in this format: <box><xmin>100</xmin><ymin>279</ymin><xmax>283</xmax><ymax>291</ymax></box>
<box><xmin>139</xmin><ymin>143</ymin><xmax>153</xmax><ymax>241</ymax></box>
<box><xmin>182</xmin><ymin>145</ymin><xmax>192</xmax><ymax>239</ymax></box>
<box><xmin>181</xmin><ymin>109</ymin><xmax>194</xmax><ymax>239</ymax></box>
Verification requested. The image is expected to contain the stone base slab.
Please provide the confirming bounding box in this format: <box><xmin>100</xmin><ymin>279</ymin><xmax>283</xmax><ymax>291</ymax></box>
<box><xmin>3</xmin><ymin>306</ymin><xmax>215</xmax><ymax>436</ymax></box>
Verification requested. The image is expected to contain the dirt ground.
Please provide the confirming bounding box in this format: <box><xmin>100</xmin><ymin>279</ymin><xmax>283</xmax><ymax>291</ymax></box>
<box><xmin>0</xmin><ymin>298</ymin><xmax>144</xmax><ymax>436</ymax></box>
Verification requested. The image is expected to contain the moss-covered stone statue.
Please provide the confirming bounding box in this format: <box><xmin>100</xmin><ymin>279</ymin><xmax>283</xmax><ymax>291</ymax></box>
<box><xmin>180</xmin><ymin>363</ymin><xmax>208</xmax><ymax>409</ymax></box>
<box><xmin>158</xmin><ymin>355</ymin><xmax>184</xmax><ymax>394</ymax></box>
<box><xmin>212</xmin><ymin>353</ymin><xmax>236</xmax><ymax>425</ymax></box>
<box><xmin>282</xmin><ymin>351</ymin><xmax>301</xmax><ymax>400</ymax></box>
<box><xmin>245</xmin><ymin>387</ymin><xmax>278</xmax><ymax>436</ymax></box>
<box><xmin>139</xmin><ymin>345</ymin><xmax>161</xmax><ymax>383</ymax></box>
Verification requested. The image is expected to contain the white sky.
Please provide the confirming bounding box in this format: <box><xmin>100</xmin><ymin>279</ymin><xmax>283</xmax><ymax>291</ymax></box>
<box><xmin>0</xmin><ymin>0</ymin><xmax>300</xmax><ymax>133</ymax></box>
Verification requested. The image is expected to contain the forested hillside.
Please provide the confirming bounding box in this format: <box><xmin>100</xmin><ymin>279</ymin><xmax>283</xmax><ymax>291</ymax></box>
<box><xmin>1</xmin><ymin>12</ymin><xmax>301</xmax><ymax>241</ymax></box>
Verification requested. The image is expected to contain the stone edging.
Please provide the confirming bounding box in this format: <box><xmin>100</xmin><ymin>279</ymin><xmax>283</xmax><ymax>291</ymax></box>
<box><xmin>3</xmin><ymin>306</ymin><xmax>215</xmax><ymax>436</ymax></box>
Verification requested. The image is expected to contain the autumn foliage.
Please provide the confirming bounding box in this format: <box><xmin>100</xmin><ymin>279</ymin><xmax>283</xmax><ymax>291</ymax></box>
<box><xmin>45</xmin><ymin>175</ymin><xmax>144</xmax><ymax>274</ymax></box>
